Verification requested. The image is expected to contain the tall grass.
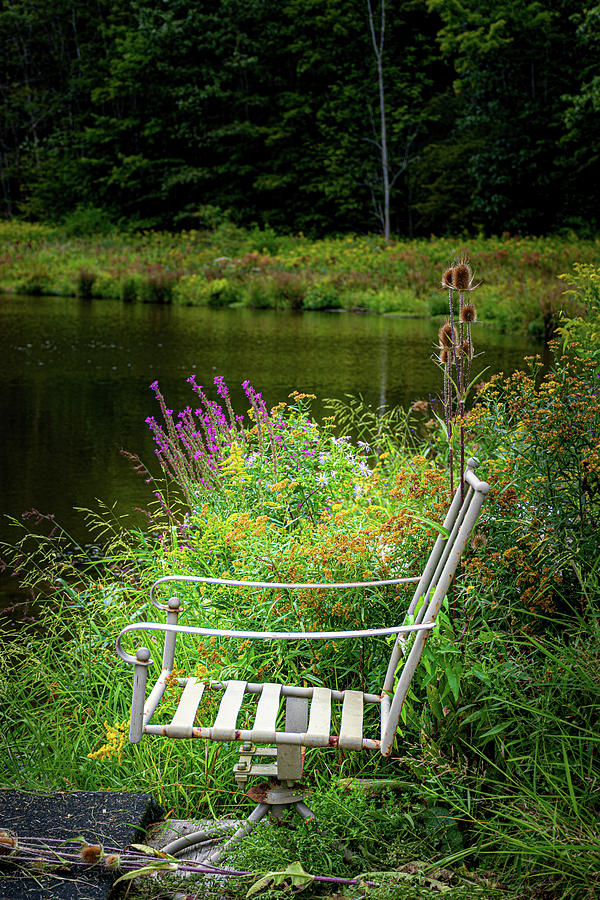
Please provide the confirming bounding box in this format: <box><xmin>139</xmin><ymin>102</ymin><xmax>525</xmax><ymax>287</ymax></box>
<box><xmin>1</xmin><ymin>262</ymin><xmax>599</xmax><ymax>898</ymax></box>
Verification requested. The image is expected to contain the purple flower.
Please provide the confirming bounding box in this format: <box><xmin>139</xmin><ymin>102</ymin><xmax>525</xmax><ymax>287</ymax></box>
<box><xmin>214</xmin><ymin>375</ymin><xmax>230</xmax><ymax>399</ymax></box>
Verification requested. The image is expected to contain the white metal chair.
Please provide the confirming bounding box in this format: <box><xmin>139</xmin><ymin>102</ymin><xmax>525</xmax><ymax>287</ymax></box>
<box><xmin>116</xmin><ymin>457</ymin><xmax>489</xmax><ymax>860</ymax></box>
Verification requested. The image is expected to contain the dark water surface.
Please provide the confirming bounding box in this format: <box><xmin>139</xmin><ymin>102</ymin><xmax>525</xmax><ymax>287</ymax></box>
<box><xmin>1</xmin><ymin>294</ymin><xmax>544</xmax><ymax>550</ymax></box>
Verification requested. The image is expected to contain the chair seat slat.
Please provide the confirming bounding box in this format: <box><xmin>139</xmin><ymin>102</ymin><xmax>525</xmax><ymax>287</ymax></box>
<box><xmin>165</xmin><ymin>677</ymin><xmax>205</xmax><ymax>738</ymax></box>
<box><xmin>211</xmin><ymin>680</ymin><xmax>247</xmax><ymax>740</ymax></box>
<box><xmin>251</xmin><ymin>683</ymin><xmax>282</xmax><ymax>742</ymax></box>
<box><xmin>339</xmin><ymin>690</ymin><xmax>363</xmax><ymax>750</ymax></box>
<box><xmin>304</xmin><ymin>687</ymin><xmax>331</xmax><ymax>746</ymax></box>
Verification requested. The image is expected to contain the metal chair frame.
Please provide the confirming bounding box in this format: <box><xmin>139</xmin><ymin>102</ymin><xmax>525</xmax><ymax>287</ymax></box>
<box><xmin>116</xmin><ymin>457</ymin><xmax>489</xmax><ymax>860</ymax></box>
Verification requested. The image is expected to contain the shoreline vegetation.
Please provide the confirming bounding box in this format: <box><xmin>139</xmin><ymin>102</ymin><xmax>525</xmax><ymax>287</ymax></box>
<box><xmin>1</xmin><ymin>260</ymin><xmax>599</xmax><ymax>898</ymax></box>
<box><xmin>1</xmin><ymin>220</ymin><xmax>599</xmax><ymax>338</ymax></box>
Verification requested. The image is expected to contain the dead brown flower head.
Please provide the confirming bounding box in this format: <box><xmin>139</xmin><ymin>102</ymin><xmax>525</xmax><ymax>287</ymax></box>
<box><xmin>452</xmin><ymin>256</ymin><xmax>481</xmax><ymax>292</ymax></box>
<box><xmin>460</xmin><ymin>304</ymin><xmax>477</xmax><ymax>323</ymax></box>
<box><xmin>441</xmin><ymin>267</ymin><xmax>455</xmax><ymax>289</ymax></box>
<box><xmin>81</xmin><ymin>845</ymin><xmax>103</xmax><ymax>864</ymax></box>
<box><xmin>0</xmin><ymin>831</ymin><xmax>17</xmax><ymax>854</ymax></box>
<box><xmin>454</xmin><ymin>261</ymin><xmax>471</xmax><ymax>290</ymax></box>
<box><xmin>438</xmin><ymin>322</ymin><xmax>456</xmax><ymax>349</ymax></box>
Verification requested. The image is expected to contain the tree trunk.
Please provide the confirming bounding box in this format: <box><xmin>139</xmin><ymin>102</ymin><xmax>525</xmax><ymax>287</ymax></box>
<box><xmin>367</xmin><ymin>0</ymin><xmax>390</xmax><ymax>242</ymax></box>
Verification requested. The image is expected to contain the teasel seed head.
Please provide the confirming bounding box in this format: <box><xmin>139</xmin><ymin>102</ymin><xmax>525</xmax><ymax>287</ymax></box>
<box><xmin>438</xmin><ymin>322</ymin><xmax>456</xmax><ymax>349</ymax></box>
<box><xmin>454</xmin><ymin>262</ymin><xmax>472</xmax><ymax>290</ymax></box>
<box><xmin>439</xmin><ymin>347</ymin><xmax>451</xmax><ymax>365</ymax></box>
<box><xmin>104</xmin><ymin>854</ymin><xmax>121</xmax><ymax>869</ymax></box>
<box><xmin>441</xmin><ymin>267</ymin><xmax>455</xmax><ymax>289</ymax></box>
<box><xmin>461</xmin><ymin>340</ymin><xmax>472</xmax><ymax>357</ymax></box>
<box><xmin>81</xmin><ymin>844</ymin><xmax>103</xmax><ymax>864</ymax></box>
<box><xmin>0</xmin><ymin>831</ymin><xmax>17</xmax><ymax>853</ymax></box>
<box><xmin>460</xmin><ymin>304</ymin><xmax>477</xmax><ymax>323</ymax></box>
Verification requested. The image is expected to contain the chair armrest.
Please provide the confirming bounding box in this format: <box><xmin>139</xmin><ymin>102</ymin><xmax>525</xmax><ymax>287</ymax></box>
<box><xmin>116</xmin><ymin>620</ymin><xmax>436</xmax><ymax>665</ymax></box>
<box><xmin>149</xmin><ymin>573</ymin><xmax>421</xmax><ymax>611</ymax></box>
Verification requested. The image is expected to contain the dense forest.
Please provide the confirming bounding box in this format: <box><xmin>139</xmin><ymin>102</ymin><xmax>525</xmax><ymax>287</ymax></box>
<box><xmin>2</xmin><ymin>0</ymin><xmax>599</xmax><ymax>236</ymax></box>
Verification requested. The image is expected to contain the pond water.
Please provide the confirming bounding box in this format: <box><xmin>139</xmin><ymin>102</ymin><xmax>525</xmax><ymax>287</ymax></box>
<box><xmin>1</xmin><ymin>294</ymin><xmax>545</xmax><ymax>554</ymax></box>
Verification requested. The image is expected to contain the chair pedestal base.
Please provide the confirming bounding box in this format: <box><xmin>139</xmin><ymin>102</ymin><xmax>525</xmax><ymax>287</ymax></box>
<box><xmin>208</xmin><ymin>784</ymin><xmax>317</xmax><ymax>863</ymax></box>
<box><xmin>160</xmin><ymin>781</ymin><xmax>317</xmax><ymax>864</ymax></box>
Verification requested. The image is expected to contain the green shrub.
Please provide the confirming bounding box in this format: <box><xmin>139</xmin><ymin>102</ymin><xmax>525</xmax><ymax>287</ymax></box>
<box><xmin>139</xmin><ymin>268</ymin><xmax>176</xmax><ymax>303</ymax></box>
<box><xmin>61</xmin><ymin>205</ymin><xmax>113</xmax><ymax>237</ymax></box>
<box><xmin>205</xmin><ymin>277</ymin><xmax>240</xmax><ymax>307</ymax></box>
<box><xmin>303</xmin><ymin>277</ymin><xmax>343</xmax><ymax>310</ymax></box>
<box><xmin>465</xmin><ymin>346</ymin><xmax>600</xmax><ymax>622</ymax></box>
<box><xmin>367</xmin><ymin>287</ymin><xmax>423</xmax><ymax>315</ymax></box>
<box><xmin>76</xmin><ymin>267</ymin><xmax>97</xmax><ymax>298</ymax></box>
<box><xmin>120</xmin><ymin>277</ymin><xmax>139</xmax><ymax>302</ymax></box>
<box><xmin>243</xmin><ymin>271</ymin><xmax>308</xmax><ymax>309</ymax></box>
<box><xmin>14</xmin><ymin>268</ymin><xmax>52</xmax><ymax>295</ymax></box>
<box><xmin>558</xmin><ymin>261</ymin><xmax>600</xmax><ymax>360</ymax></box>
<box><xmin>172</xmin><ymin>274</ymin><xmax>239</xmax><ymax>306</ymax></box>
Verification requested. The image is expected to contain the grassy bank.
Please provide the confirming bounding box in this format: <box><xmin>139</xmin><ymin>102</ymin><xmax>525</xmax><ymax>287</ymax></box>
<box><xmin>1</xmin><ymin>220</ymin><xmax>598</xmax><ymax>336</ymax></box>
<box><xmin>1</xmin><ymin>266</ymin><xmax>599</xmax><ymax>898</ymax></box>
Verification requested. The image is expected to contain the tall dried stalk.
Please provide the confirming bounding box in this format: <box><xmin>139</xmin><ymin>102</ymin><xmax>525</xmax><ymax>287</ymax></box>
<box><xmin>438</xmin><ymin>259</ymin><xmax>480</xmax><ymax>496</ymax></box>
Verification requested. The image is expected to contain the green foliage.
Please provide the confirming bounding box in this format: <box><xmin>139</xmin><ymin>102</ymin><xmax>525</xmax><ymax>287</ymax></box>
<box><xmin>139</xmin><ymin>268</ymin><xmax>177</xmax><ymax>303</ymax></box>
<box><xmin>76</xmin><ymin>267</ymin><xmax>97</xmax><ymax>297</ymax></box>
<box><xmin>3</xmin><ymin>326</ymin><xmax>600</xmax><ymax>897</ymax></box>
<box><xmin>1</xmin><ymin>225</ymin><xmax>596</xmax><ymax>333</ymax></box>
<box><xmin>1</xmin><ymin>0</ymin><xmax>597</xmax><ymax>234</ymax></box>
<box><xmin>558</xmin><ymin>262</ymin><xmax>600</xmax><ymax>360</ymax></box>
<box><xmin>62</xmin><ymin>206</ymin><xmax>114</xmax><ymax>237</ymax></box>
<box><xmin>465</xmin><ymin>347</ymin><xmax>600</xmax><ymax>620</ymax></box>
<box><xmin>303</xmin><ymin>278</ymin><xmax>343</xmax><ymax>310</ymax></box>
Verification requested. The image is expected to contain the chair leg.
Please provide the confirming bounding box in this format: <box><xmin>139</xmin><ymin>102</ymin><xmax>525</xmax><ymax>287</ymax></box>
<box><xmin>294</xmin><ymin>800</ymin><xmax>316</xmax><ymax>820</ymax></box>
<box><xmin>208</xmin><ymin>802</ymin><xmax>269</xmax><ymax>863</ymax></box>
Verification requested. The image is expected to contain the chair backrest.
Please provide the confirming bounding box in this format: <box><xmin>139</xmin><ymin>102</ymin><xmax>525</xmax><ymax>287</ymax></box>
<box><xmin>379</xmin><ymin>456</ymin><xmax>489</xmax><ymax>755</ymax></box>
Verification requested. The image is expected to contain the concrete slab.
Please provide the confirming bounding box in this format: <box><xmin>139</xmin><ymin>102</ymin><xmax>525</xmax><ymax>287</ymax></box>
<box><xmin>0</xmin><ymin>790</ymin><xmax>163</xmax><ymax>900</ymax></box>
<box><xmin>147</xmin><ymin>817</ymin><xmax>242</xmax><ymax>864</ymax></box>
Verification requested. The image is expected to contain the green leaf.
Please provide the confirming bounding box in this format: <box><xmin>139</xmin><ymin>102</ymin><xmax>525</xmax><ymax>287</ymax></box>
<box><xmin>113</xmin><ymin>861</ymin><xmax>179</xmax><ymax>884</ymax></box>
<box><xmin>446</xmin><ymin>668</ymin><xmax>461</xmax><ymax>701</ymax></box>
<box><xmin>247</xmin><ymin>861</ymin><xmax>314</xmax><ymax>896</ymax></box>
<box><xmin>129</xmin><ymin>843</ymin><xmax>174</xmax><ymax>859</ymax></box>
